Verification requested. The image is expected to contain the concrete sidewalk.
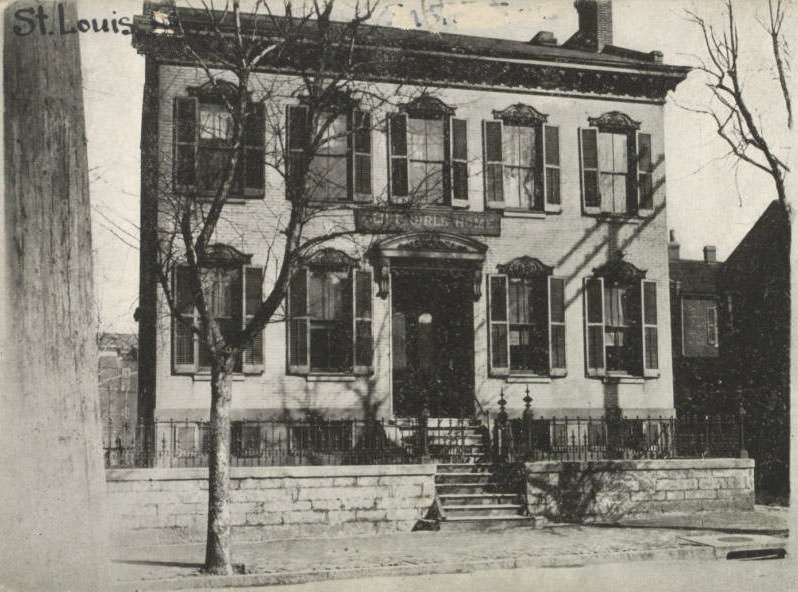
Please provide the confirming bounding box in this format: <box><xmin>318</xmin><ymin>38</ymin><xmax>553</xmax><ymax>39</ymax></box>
<box><xmin>111</xmin><ymin>508</ymin><xmax>788</xmax><ymax>591</ymax></box>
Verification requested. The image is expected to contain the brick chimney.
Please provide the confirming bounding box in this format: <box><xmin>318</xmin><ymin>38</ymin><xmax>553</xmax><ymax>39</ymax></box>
<box><xmin>703</xmin><ymin>245</ymin><xmax>717</xmax><ymax>263</ymax></box>
<box><xmin>668</xmin><ymin>229</ymin><xmax>680</xmax><ymax>261</ymax></box>
<box><xmin>573</xmin><ymin>0</ymin><xmax>613</xmax><ymax>52</ymax></box>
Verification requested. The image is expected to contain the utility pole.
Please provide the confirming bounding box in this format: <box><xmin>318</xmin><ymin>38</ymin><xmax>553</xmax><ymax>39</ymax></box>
<box><xmin>1</xmin><ymin>1</ymin><xmax>109</xmax><ymax>589</ymax></box>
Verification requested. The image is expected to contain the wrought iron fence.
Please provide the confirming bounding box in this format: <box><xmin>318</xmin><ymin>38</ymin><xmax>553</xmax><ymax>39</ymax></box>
<box><xmin>507</xmin><ymin>413</ymin><xmax>743</xmax><ymax>462</ymax></box>
<box><xmin>104</xmin><ymin>418</ymin><xmax>419</xmax><ymax>468</ymax></box>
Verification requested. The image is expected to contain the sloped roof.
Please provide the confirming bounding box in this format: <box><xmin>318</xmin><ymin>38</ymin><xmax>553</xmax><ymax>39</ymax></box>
<box><xmin>670</xmin><ymin>259</ymin><xmax>721</xmax><ymax>295</ymax></box>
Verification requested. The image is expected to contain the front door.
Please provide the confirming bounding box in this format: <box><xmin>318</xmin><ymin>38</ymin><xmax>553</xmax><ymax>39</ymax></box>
<box><xmin>391</xmin><ymin>268</ymin><xmax>474</xmax><ymax>417</ymax></box>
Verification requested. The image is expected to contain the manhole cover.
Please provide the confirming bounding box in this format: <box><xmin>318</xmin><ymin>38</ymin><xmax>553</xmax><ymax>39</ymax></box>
<box><xmin>717</xmin><ymin>536</ymin><xmax>754</xmax><ymax>543</ymax></box>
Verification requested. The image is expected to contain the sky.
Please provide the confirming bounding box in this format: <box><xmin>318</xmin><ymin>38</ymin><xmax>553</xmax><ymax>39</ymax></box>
<box><xmin>75</xmin><ymin>0</ymin><xmax>789</xmax><ymax>333</ymax></box>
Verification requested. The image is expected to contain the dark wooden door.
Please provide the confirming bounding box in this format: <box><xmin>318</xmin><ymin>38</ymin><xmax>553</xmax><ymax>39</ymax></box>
<box><xmin>392</xmin><ymin>268</ymin><xmax>474</xmax><ymax>417</ymax></box>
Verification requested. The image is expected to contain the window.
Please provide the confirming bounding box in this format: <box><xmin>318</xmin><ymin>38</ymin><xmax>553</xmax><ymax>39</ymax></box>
<box><xmin>173</xmin><ymin>88</ymin><xmax>265</xmax><ymax>197</ymax></box>
<box><xmin>388</xmin><ymin>95</ymin><xmax>468</xmax><ymax>207</ymax></box>
<box><xmin>482</xmin><ymin>104</ymin><xmax>560</xmax><ymax>213</ymax></box>
<box><xmin>286</xmin><ymin>105</ymin><xmax>372</xmax><ymax>203</ymax></box>
<box><xmin>488</xmin><ymin>257</ymin><xmax>566</xmax><ymax>377</ymax></box>
<box><xmin>680</xmin><ymin>297</ymin><xmax>719</xmax><ymax>358</ymax></box>
<box><xmin>584</xmin><ymin>260</ymin><xmax>658</xmax><ymax>378</ymax></box>
<box><xmin>579</xmin><ymin>112</ymin><xmax>653</xmax><ymax>216</ymax></box>
<box><xmin>172</xmin><ymin>263</ymin><xmax>264</xmax><ymax>374</ymax></box>
<box><xmin>288</xmin><ymin>254</ymin><xmax>372</xmax><ymax>375</ymax></box>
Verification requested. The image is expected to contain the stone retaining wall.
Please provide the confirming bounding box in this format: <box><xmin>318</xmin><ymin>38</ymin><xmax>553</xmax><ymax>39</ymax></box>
<box><xmin>525</xmin><ymin>458</ymin><xmax>754</xmax><ymax>522</ymax></box>
<box><xmin>106</xmin><ymin>464</ymin><xmax>436</xmax><ymax>547</ymax></box>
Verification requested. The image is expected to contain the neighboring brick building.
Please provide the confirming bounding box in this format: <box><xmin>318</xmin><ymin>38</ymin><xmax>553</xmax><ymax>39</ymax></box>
<box><xmin>719</xmin><ymin>200</ymin><xmax>789</xmax><ymax>498</ymax></box>
<box><xmin>668</xmin><ymin>232</ymin><xmax>723</xmax><ymax>413</ymax></box>
<box><xmin>133</xmin><ymin>1</ymin><xmax>689</xmax><ymax>441</ymax></box>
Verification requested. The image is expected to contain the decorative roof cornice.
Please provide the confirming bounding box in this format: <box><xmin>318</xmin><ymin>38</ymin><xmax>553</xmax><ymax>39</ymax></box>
<box><xmin>497</xmin><ymin>256</ymin><xmax>553</xmax><ymax>278</ymax></box>
<box><xmin>132</xmin><ymin>5</ymin><xmax>691</xmax><ymax>102</ymax></box>
<box><xmin>493</xmin><ymin>103</ymin><xmax>548</xmax><ymax>126</ymax></box>
<box><xmin>588</xmin><ymin>111</ymin><xmax>641</xmax><ymax>132</ymax></box>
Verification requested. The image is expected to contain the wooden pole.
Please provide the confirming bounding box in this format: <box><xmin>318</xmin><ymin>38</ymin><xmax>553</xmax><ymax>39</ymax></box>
<box><xmin>1</xmin><ymin>1</ymin><xmax>109</xmax><ymax>589</ymax></box>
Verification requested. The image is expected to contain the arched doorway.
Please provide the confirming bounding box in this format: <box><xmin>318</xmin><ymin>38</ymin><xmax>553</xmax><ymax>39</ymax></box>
<box><xmin>370</xmin><ymin>232</ymin><xmax>487</xmax><ymax>418</ymax></box>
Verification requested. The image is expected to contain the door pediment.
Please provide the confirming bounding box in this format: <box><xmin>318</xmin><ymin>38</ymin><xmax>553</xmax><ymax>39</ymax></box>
<box><xmin>371</xmin><ymin>231</ymin><xmax>487</xmax><ymax>261</ymax></box>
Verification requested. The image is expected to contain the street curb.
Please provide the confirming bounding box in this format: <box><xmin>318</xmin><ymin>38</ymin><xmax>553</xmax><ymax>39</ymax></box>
<box><xmin>111</xmin><ymin>545</ymin><xmax>719</xmax><ymax>591</ymax></box>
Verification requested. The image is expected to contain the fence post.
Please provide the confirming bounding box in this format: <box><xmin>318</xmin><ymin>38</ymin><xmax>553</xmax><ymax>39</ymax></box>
<box><xmin>493</xmin><ymin>388</ymin><xmax>508</xmax><ymax>463</ymax></box>
<box><xmin>522</xmin><ymin>386</ymin><xmax>533</xmax><ymax>461</ymax></box>
<box><xmin>738</xmin><ymin>403</ymin><xmax>749</xmax><ymax>459</ymax></box>
<box><xmin>418</xmin><ymin>397</ymin><xmax>430</xmax><ymax>463</ymax></box>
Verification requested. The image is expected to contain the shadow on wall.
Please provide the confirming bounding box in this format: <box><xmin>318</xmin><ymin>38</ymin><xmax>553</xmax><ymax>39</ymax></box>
<box><xmin>527</xmin><ymin>462</ymin><xmax>640</xmax><ymax>523</ymax></box>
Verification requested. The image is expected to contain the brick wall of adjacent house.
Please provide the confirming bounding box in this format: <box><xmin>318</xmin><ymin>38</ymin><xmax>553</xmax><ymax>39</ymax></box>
<box><xmin>105</xmin><ymin>464</ymin><xmax>436</xmax><ymax>546</ymax></box>
<box><xmin>525</xmin><ymin>458</ymin><xmax>754</xmax><ymax>522</ymax></box>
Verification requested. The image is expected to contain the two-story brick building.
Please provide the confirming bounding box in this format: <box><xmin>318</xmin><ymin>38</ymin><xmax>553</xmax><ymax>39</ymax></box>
<box><xmin>133</xmin><ymin>1</ymin><xmax>689</xmax><ymax>444</ymax></box>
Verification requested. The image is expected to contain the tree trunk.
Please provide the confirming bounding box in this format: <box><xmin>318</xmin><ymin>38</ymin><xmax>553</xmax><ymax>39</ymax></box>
<box><xmin>1</xmin><ymin>1</ymin><xmax>109</xmax><ymax>589</ymax></box>
<box><xmin>204</xmin><ymin>357</ymin><xmax>235</xmax><ymax>574</ymax></box>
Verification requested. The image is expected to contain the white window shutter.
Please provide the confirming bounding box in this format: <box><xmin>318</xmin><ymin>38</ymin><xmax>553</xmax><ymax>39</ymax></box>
<box><xmin>488</xmin><ymin>274</ymin><xmax>510</xmax><ymax>376</ymax></box>
<box><xmin>641</xmin><ymin>279</ymin><xmax>659</xmax><ymax>377</ymax></box>
<box><xmin>584</xmin><ymin>277</ymin><xmax>606</xmax><ymax>376</ymax></box>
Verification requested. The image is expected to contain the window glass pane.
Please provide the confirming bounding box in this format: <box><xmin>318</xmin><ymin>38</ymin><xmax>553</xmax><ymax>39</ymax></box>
<box><xmin>613</xmin><ymin>133</ymin><xmax>628</xmax><ymax>173</ymax></box>
<box><xmin>504</xmin><ymin>167</ymin><xmax>521</xmax><ymax>209</ymax></box>
<box><xmin>486</xmin><ymin>164</ymin><xmax>503</xmax><ymax>202</ymax></box>
<box><xmin>174</xmin><ymin>319</ymin><xmax>194</xmax><ymax>365</ymax></box>
<box><xmin>491</xmin><ymin>324</ymin><xmax>508</xmax><ymax>368</ymax></box>
<box><xmin>613</xmin><ymin>175</ymin><xmax>627</xmax><ymax>212</ymax></box>
<box><xmin>490</xmin><ymin>276</ymin><xmax>507</xmax><ymax>321</ymax></box>
<box><xmin>425</xmin><ymin>119</ymin><xmax>444</xmax><ymax>161</ymax></box>
<box><xmin>517</xmin><ymin>126</ymin><xmax>535</xmax><ymax>165</ymax></box>
<box><xmin>199</xmin><ymin>105</ymin><xmax>233</xmax><ymax>141</ymax></box>
<box><xmin>509</xmin><ymin>280</ymin><xmax>532</xmax><ymax>324</ymax></box>
<box><xmin>509</xmin><ymin>326</ymin><xmax>533</xmax><ymax>369</ymax></box>
<box><xmin>197</xmin><ymin>148</ymin><xmax>232</xmax><ymax>192</ymax></box>
<box><xmin>407</xmin><ymin>118</ymin><xmax>427</xmax><ymax>159</ymax></box>
<box><xmin>598</xmin><ymin>132</ymin><xmax>614</xmax><ymax>172</ymax></box>
<box><xmin>503</xmin><ymin>127</ymin><xmax>519</xmax><ymax>166</ymax></box>
<box><xmin>354</xmin><ymin>112</ymin><xmax>371</xmax><ymax>152</ymax></box>
<box><xmin>319</xmin><ymin>114</ymin><xmax>348</xmax><ymax>155</ymax></box>
<box><xmin>599</xmin><ymin>172</ymin><xmax>614</xmax><ymax>208</ymax></box>
<box><xmin>521</xmin><ymin>168</ymin><xmax>535</xmax><ymax>209</ymax></box>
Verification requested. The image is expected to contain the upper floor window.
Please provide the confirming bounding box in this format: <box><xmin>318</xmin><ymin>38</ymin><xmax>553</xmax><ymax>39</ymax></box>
<box><xmin>584</xmin><ymin>254</ymin><xmax>658</xmax><ymax>378</ymax></box>
<box><xmin>172</xmin><ymin>245</ymin><xmax>264</xmax><ymax>374</ymax></box>
<box><xmin>288</xmin><ymin>249</ymin><xmax>373</xmax><ymax>375</ymax></box>
<box><xmin>388</xmin><ymin>94</ymin><xmax>468</xmax><ymax>207</ymax></box>
<box><xmin>680</xmin><ymin>297</ymin><xmax>719</xmax><ymax>358</ymax></box>
<box><xmin>579</xmin><ymin>111</ymin><xmax>653</xmax><ymax>216</ymax></box>
<box><xmin>482</xmin><ymin>104</ymin><xmax>560</xmax><ymax>213</ymax></box>
<box><xmin>173</xmin><ymin>82</ymin><xmax>265</xmax><ymax>198</ymax></box>
<box><xmin>488</xmin><ymin>256</ymin><xmax>566</xmax><ymax>377</ymax></box>
<box><xmin>286</xmin><ymin>104</ymin><xmax>372</xmax><ymax>203</ymax></box>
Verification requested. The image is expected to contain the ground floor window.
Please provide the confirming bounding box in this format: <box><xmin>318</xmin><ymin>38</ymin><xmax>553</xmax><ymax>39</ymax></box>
<box><xmin>584</xmin><ymin>260</ymin><xmax>658</xmax><ymax>378</ymax></box>
<box><xmin>288</xmin><ymin>254</ymin><xmax>372</xmax><ymax>375</ymax></box>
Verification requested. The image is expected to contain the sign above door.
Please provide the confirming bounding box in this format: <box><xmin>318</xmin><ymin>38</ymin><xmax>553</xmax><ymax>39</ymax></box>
<box><xmin>355</xmin><ymin>208</ymin><xmax>501</xmax><ymax>237</ymax></box>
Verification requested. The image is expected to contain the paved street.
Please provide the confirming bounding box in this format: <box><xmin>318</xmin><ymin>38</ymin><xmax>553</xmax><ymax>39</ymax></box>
<box><xmin>191</xmin><ymin>559</ymin><xmax>797</xmax><ymax>592</ymax></box>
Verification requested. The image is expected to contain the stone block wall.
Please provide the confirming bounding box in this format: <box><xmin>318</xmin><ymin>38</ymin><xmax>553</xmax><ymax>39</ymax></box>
<box><xmin>106</xmin><ymin>464</ymin><xmax>435</xmax><ymax>547</ymax></box>
<box><xmin>525</xmin><ymin>458</ymin><xmax>754</xmax><ymax>522</ymax></box>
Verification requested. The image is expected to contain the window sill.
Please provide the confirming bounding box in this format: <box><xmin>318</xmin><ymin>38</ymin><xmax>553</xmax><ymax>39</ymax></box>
<box><xmin>196</xmin><ymin>194</ymin><xmax>263</xmax><ymax>204</ymax></box>
<box><xmin>583</xmin><ymin>212</ymin><xmax>646</xmax><ymax>224</ymax></box>
<box><xmin>186</xmin><ymin>373</ymin><xmax>247</xmax><ymax>382</ymax></box>
<box><xmin>306</xmin><ymin>199</ymin><xmax>374</xmax><ymax>209</ymax></box>
<box><xmin>600</xmin><ymin>374</ymin><xmax>645</xmax><ymax>384</ymax></box>
<box><xmin>505</xmin><ymin>375</ymin><xmax>552</xmax><ymax>384</ymax></box>
<box><xmin>305</xmin><ymin>374</ymin><xmax>358</xmax><ymax>382</ymax></box>
<box><xmin>501</xmin><ymin>209</ymin><xmax>546</xmax><ymax>219</ymax></box>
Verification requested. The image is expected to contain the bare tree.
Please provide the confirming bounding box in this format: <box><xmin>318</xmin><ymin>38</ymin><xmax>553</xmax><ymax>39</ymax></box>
<box><xmin>683</xmin><ymin>0</ymin><xmax>793</xmax><ymax>504</ymax></box>
<box><xmin>685</xmin><ymin>0</ymin><xmax>790</xmax><ymax>202</ymax></box>
<box><xmin>142</xmin><ymin>0</ymin><xmax>435</xmax><ymax>574</ymax></box>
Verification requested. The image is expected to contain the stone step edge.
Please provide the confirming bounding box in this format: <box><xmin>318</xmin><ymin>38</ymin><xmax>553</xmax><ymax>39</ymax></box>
<box><xmin>441</xmin><ymin>515</ymin><xmax>531</xmax><ymax>522</ymax></box>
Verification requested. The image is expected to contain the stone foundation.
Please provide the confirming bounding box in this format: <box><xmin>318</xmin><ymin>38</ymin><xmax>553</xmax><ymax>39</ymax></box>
<box><xmin>106</xmin><ymin>464</ymin><xmax>436</xmax><ymax>547</ymax></box>
<box><xmin>525</xmin><ymin>458</ymin><xmax>754</xmax><ymax>522</ymax></box>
